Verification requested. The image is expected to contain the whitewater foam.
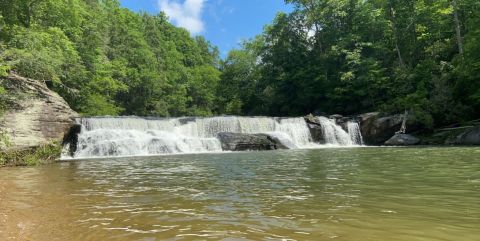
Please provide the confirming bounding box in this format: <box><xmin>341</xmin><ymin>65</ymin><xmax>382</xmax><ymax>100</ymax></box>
<box><xmin>65</xmin><ymin>116</ymin><xmax>364</xmax><ymax>158</ymax></box>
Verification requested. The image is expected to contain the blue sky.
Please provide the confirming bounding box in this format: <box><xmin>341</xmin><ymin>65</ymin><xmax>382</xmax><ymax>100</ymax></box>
<box><xmin>119</xmin><ymin>0</ymin><xmax>293</xmax><ymax>57</ymax></box>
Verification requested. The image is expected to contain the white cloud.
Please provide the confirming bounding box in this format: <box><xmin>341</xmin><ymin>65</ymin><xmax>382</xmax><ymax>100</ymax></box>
<box><xmin>159</xmin><ymin>0</ymin><xmax>206</xmax><ymax>34</ymax></box>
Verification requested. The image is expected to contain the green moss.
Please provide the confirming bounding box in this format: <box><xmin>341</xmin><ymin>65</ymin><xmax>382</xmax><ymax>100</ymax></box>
<box><xmin>0</xmin><ymin>142</ymin><xmax>62</xmax><ymax>167</ymax></box>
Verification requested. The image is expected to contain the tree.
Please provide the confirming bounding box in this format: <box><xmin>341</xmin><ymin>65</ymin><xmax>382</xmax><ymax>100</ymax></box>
<box><xmin>452</xmin><ymin>0</ymin><xmax>463</xmax><ymax>54</ymax></box>
<box><xmin>217</xmin><ymin>45</ymin><xmax>260</xmax><ymax>115</ymax></box>
<box><xmin>0</xmin><ymin>0</ymin><xmax>223</xmax><ymax>117</ymax></box>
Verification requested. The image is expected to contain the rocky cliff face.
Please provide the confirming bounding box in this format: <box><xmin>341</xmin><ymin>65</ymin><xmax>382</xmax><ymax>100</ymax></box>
<box><xmin>358</xmin><ymin>112</ymin><xmax>404</xmax><ymax>145</ymax></box>
<box><xmin>0</xmin><ymin>73</ymin><xmax>78</xmax><ymax>150</ymax></box>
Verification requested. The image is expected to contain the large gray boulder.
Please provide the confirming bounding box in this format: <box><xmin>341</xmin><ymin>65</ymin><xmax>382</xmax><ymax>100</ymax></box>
<box><xmin>0</xmin><ymin>73</ymin><xmax>79</xmax><ymax>150</ymax></box>
<box><xmin>385</xmin><ymin>134</ymin><xmax>420</xmax><ymax>146</ymax></box>
<box><xmin>446</xmin><ymin>126</ymin><xmax>480</xmax><ymax>145</ymax></box>
<box><xmin>359</xmin><ymin>112</ymin><xmax>404</xmax><ymax>145</ymax></box>
<box><xmin>217</xmin><ymin>132</ymin><xmax>288</xmax><ymax>151</ymax></box>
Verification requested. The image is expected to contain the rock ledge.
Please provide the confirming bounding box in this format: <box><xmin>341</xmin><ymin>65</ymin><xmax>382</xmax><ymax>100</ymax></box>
<box><xmin>0</xmin><ymin>73</ymin><xmax>78</xmax><ymax>150</ymax></box>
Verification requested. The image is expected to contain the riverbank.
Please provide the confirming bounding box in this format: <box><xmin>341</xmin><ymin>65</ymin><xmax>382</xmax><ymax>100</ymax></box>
<box><xmin>0</xmin><ymin>73</ymin><xmax>77</xmax><ymax>167</ymax></box>
<box><xmin>0</xmin><ymin>143</ymin><xmax>61</xmax><ymax>167</ymax></box>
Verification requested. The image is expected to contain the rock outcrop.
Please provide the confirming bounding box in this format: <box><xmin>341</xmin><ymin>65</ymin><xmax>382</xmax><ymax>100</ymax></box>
<box><xmin>304</xmin><ymin>115</ymin><xmax>325</xmax><ymax>144</ymax></box>
<box><xmin>385</xmin><ymin>134</ymin><xmax>420</xmax><ymax>146</ymax></box>
<box><xmin>0</xmin><ymin>73</ymin><xmax>79</xmax><ymax>150</ymax></box>
<box><xmin>358</xmin><ymin>112</ymin><xmax>404</xmax><ymax>145</ymax></box>
<box><xmin>446</xmin><ymin>126</ymin><xmax>480</xmax><ymax>145</ymax></box>
<box><xmin>217</xmin><ymin>132</ymin><xmax>288</xmax><ymax>151</ymax></box>
<box><xmin>61</xmin><ymin>123</ymin><xmax>82</xmax><ymax>156</ymax></box>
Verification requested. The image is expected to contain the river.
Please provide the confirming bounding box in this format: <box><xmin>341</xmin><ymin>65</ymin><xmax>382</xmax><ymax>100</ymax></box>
<box><xmin>1</xmin><ymin>147</ymin><xmax>479</xmax><ymax>240</ymax></box>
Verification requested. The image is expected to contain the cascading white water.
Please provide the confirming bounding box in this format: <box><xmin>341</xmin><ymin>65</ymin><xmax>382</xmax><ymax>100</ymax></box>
<box><xmin>347</xmin><ymin>121</ymin><xmax>364</xmax><ymax>145</ymax></box>
<box><xmin>71</xmin><ymin>117</ymin><xmax>317</xmax><ymax>158</ymax></box>
<box><xmin>67</xmin><ymin>116</ymin><xmax>364</xmax><ymax>159</ymax></box>
<box><xmin>74</xmin><ymin>117</ymin><xmax>224</xmax><ymax>158</ymax></box>
<box><xmin>274</xmin><ymin>118</ymin><xmax>314</xmax><ymax>147</ymax></box>
<box><xmin>317</xmin><ymin>117</ymin><xmax>353</xmax><ymax>145</ymax></box>
<box><xmin>316</xmin><ymin>117</ymin><xmax>363</xmax><ymax>146</ymax></box>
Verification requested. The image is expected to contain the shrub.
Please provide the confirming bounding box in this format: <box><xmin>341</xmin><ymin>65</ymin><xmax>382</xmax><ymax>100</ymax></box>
<box><xmin>0</xmin><ymin>142</ymin><xmax>62</xmax><ymax>167</ymax></box>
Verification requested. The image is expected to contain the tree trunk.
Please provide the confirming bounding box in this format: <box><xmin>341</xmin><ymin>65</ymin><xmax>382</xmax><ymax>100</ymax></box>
<box><xmin>408</xmin><ymin>0</ymin><xmax>417</xmax><ymax>65</ymax></box>
<box><xmin>452</xmin><ymin>0</ymin><xmax>464</xmax><ymax>55</ymax></box>
<box><xmin>25</xmin><ymin>4</ymin><xmax>31</xmax><ymax>27</ymax></box>
<box><xmin>304</xmin><ymin>1</ymin><xmax>323</xmax><ymax>53</ymax></box>
<box><xmin>24</xmin><ymin>1</ymin><xmax>36</xmax><ymax>28</ymax></box>
<box><xmin>388</xmin><ymin>2</ymin><xmax>405</xmax><ymax>67</ymax></box>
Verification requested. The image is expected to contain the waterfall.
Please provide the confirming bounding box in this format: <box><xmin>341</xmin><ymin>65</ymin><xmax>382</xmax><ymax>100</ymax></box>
<box><xmin>274</xmin><ymin>118</ymin><xmax>314</xmax><ymax>147</ymax></box>
<box><xmin>66</xmin><ymin>116</ymin><xmax>364</xmax><ymax>159</ymax></box>
<box><xmin>71</xmin><ymin>117</ymin><xmax>314</xmax><ymax>158</ymax></box>
<box><xmin>317</xmin><ymin>117</ymin><xmax>353</xmax><ymax>145</ymax></box>
<box><xmin>347</xmin><ymin>121</ymin><xmax>364</xmax><ymax>145</ymax></box>
<box><xmin>316</xmin><ymin>117</ymin><xmax>363</xmax><ymax>146</ymax></box>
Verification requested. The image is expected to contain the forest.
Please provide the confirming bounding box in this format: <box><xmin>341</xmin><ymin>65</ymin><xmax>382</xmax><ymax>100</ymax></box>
<box><xmin>1</xmin><ymin>0</ymin><xmax>479</xmax><ymax>129</ymax></box>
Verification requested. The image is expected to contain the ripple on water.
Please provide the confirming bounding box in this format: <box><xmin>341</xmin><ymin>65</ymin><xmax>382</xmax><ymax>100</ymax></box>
<box><xmin>1</xmin><ymin>147</ymin><xmax>480</xmax><ymax>240</ymax></box>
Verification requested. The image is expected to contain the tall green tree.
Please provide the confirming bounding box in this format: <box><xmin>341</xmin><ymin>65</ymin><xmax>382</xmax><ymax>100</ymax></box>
<box><xmin>0</xmin><ymin>0</ymin><xmax>222</xmax><ymax>117</ymax></box>
<box><xmin>220</xmin><ymin>0</ymin><xmax>479</xmax><ymax>127</ymax></box>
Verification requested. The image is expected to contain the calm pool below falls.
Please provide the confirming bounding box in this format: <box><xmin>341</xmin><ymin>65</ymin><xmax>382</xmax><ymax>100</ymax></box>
<box><xmin>0</xmin><ymin>147</ymin><xmax>479</xmax><ymax>240</ymax></box>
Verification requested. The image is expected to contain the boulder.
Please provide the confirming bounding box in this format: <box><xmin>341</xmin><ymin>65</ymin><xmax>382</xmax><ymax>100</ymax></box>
<box><xmin>62</xmin><ymin>123</ymin><xmax>82</xmax><ymax>156</ymax></box>
<box><xmin>0</xmin><ymin>73</ymin><xmax>79</xmax><ymax>150</ymax></box>
<box><xmin>385</xmin><ymin>134</ymin><xmax>420</xmax><ymax>146</ymax></box>
<box><xmin>446</xmin><ymin>126</ymin><xmax>480</xmax><ymax>145</ymax></box>
<box><xmin>307</xmin><ymin>124</ymin><xmax>325</xmax><ymax>144</ymax></box>
<box><xmin>217</xmin><ymin>132</ymin><xmax>288</xmax><ymax>151</ymax></box>
<box><xmin>304</xmin><ymin>115</ymin><xmax>326</xmax><ymax>144</ymax></box>
<box><xmin>338</xmin><ymin>117</ymin><xmax>359</xmax><ymax>132</ymax></box>
<box><xmin>304</xmin><ymin>114</ymin><xmax>319</xmax><ymax>125</ymax></box>
<box><xmin>358</xmin><ymin>112</ymin><xmax>404</xmax><ymax>145</ymax></box>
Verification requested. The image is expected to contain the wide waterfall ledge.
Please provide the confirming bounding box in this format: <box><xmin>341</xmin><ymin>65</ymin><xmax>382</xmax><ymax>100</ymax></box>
<box><xmin>62</xmin><ymin>116</ymin><xmax>364</xmax><ymax>159</ymax></box>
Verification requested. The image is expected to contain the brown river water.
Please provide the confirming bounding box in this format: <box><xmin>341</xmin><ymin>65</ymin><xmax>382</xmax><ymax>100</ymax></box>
<box><xmin>0</xmin><ymin>147</ymin><xmax>479</xmax><ymax>240</ymax></box>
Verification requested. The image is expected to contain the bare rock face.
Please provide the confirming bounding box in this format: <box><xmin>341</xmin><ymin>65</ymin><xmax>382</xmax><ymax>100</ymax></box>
<box><xmin>385</xmin><ymin>134</ymin><xmax>420</xmax><ymax>146</ymax></box>
<box><xmin>358</xmin><ymin>112</ymin><xmax>404</xmax><ymax>145</ymax></box>
<box><xmin>304</xmin><ymin>115</ymin><xmax>325</xmax><ymax>144</ymax></box>
<box><xmin>217</xmin><ymin>132</ymin><xmax>288</xmax><ymax>151</ymax></box>
<box><xmin>0</xmin><ymin>74</ymin><xmax>79</xmax><ymax>150</ymax></box>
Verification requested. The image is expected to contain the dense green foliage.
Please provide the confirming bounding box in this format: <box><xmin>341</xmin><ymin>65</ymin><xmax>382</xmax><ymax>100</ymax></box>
<box><xmin>0</xmin><ymin>0</ymin><xmax>220</xmax><ymax>116</ymax></box>
<box><xmin>1</xmin><ymin>0</ymin><xmax>479</xmax><ymax>129</ymax></box>
<box><xmin>218</xmin><ymin>0</ymin><xmax>480</xmax><ymax>128</ymax></box>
